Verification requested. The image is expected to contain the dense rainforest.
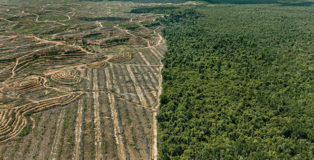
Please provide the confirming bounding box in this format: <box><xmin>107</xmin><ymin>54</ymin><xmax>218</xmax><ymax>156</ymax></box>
<box><xmin>154</xmin><ymin>3</ymin><xmax>314</xmax><ymax>160</ymax></box>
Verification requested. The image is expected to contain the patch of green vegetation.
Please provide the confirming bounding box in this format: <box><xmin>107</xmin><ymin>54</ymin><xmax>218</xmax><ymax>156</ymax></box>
<box><xmin>279</xmin><ymin>1</ymin><xmax>314</xmax><ymax>6</ymax></box>
<box><xmin>105</xmin><ymin>37</ymin><xmax>130</xmax><ymax>46</ymax></box>
<box><xmin>57</xmin><ymin>144</ymin><xmax>63</xmax><ymax>160</ymax></box>
<box><xmin>83</xmin><ymin>32</ymin><xmax>103</xmax><ymax>38</ymax></box>
<box><xmin>121</xmin><ymin>22</ymin><xmax>140</xmax><ymax>31</ymax></box>
<box><xmin>64</xmin><ymin>115</ymin><xmax>71</xmax><ymax>130</ymax></box>
<box><xmin>19</xmin><ymin>125</ymin><xmax>32</xmax><ymax>137</ymax></box>
<box><xmin>142</xmin><ymin>21</ymin><xmax>161</xmax><ymax>28</ymax></box>
<box><xmin>67</xmin><ymin>136</ymin><xmax>74</xmax><ymax>145</ymax></box>
<box><xmin>157</xmin><ymin>4</ymin><xmax>314</xmax><ymax>160</ymax></box>
<box><xmin>79</xmin><ymin>17</ymin><xmax>129</xmax><ymax>22</ymax></box>
<box><xmin>38</xmin><ymin>14</ymin><xmax>68</xmax><ymax>21</ymax></box>
<box><xmin>130</xmin><ymin>6</ymin><xmax>179</xmax><ymax>14</ymax></box>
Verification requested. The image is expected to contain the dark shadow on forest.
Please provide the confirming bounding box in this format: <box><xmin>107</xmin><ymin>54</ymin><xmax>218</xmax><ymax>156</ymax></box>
<box><xmin>82</xmin><ymin>0</ymin><xmax>188</xmax><ymax>3</ymax></box>
<box><xmin>279</xmin><ymin>2</ymin><xmax>314</xmax><ymax>6</ymax></box>
<box><xmin>206</xmin><ymin>0</ymin><xmax>314</xmax><ymax>6</ymax></box>
<box><xmin>204</xmin><ymin>0</ymin><xmax>314</xmax><ymax>6</ymax></box>
<box><xmin>130</xmin><ymin>6</ymin><xmax>179</xmax><ymax>14</ymax></box>
<box><xmin>206</xmin><ymin>0</ymin><xmax>279</xmax><ymax>4</ymax></box>
<box><xmin>79</xmin><ymin>17</ymin><xmax>129</xmax><ymax>21</ymax></box>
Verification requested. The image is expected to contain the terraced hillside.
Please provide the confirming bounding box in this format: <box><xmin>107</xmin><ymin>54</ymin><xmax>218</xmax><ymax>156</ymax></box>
<box><xmin>0</xmin><ymin>0</ymin><xmax>167</xmax><ymax>159</ymax></box>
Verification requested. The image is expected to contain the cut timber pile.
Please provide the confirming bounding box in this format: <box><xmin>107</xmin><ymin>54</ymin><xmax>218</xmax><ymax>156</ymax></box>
<box><xmin>87</xmin><ymin>61</ymin><xmax>108</xmax><ymax>69</ymax></box>
<box><xmin>51</xmin><ymin>70</ymin><xmax>81</xmax><ymax>84</ymax></box>
<box><xmin>15</xmin><ymin>46</ymin><xmax>83</xmax><ymax>74</ymax></box>
<box><xmin>0</xmin><ymin>92</ymin><xmax>82</xmax><ymax>143</ymax></box>
<box><xmin>17</xmin><ymin>77</ymin><xmax>45</xmax><ymax>94</ymax></box>
<box><xmin>108</xmin><ymin>53</ymin><xmax>132</xmax><ymax>63</ymax></box>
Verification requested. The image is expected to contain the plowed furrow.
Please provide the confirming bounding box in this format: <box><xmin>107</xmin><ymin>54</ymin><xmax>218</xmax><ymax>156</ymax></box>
<box><xmin>72</xmin><ymin>98</ymin><xmax>84</xmax><ymax>160</ymax></box>
<box><xmin>138</xmin><ymin>52</ymin><xmax>151</xmax><ymax>65</ymax></box>
<box><xmin>126</xmin><ymin>65</ymin><xmax>148</xmax><ymax>107</ymax></box>
<box><xmin>92</xmin><ymin>69</ymin><xmax>103</xmax><ymax>160</ymax></box>
<box><xmin>108</xmin><ymin>93</ymin><xmax>126</xmax><ymax>160</ymax></box>
<box><xmin>49</xmin><ymin>109</ymin><xmax>66</xmax><ymax>160</ymax></box>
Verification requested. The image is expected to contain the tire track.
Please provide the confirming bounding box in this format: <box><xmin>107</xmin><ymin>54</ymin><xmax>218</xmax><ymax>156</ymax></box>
<box><xmin>152</xmin><ymin>47</ymin><xmax>164</xmax><ymax>58</ymax></box>
<box><xmin>152</xmin><ymin>65</ymin><xmax>163</xmax><ymax>160</ymax></box>
<box><xmin>111</xmin><ymin>64</ymin><xmax>121</xmax><ymax>95</ymax></box>
<box><xmin>36</xmin><ymin>111</ymin><xmax>54</xmax><ymax>159</ymax></box>
<box><xmin>116</xmin><ymin>65</ymin><xmax>130</xmax><ymax>100</ymax></box>
<box><xmin>150</xmin><ymin>29</ymin><xmax>165</xmax><ymax>160</ymax></box>
<box><xmin>98</xmin><ymin>69</ymin><xmax>116</xmax><ymax>159</ymax></box>
<box><xmin>108</xmin><ymin>93</ymin><xmax>126</xmax><ymax>160</ymax></box>
<box><xmin>49</xmin><ymin>109</ymin><xmax>66</xmax><ymax>160</ymax></box>
<box><xmin>72</xmin><ymin>98</ymin><xmax>84</xmax><ymax>160</ymax></box>
<box><xmin>92</xmin><ymin>69</ymin><xmax>103</xmax><ymax>160</ymax></box>
<box><xmin>152</xmin><ymin>111</ymin><xmax>158</xmax><ymax>160</ymax></box>
<box><xmin>133</xmin><ymin>66</ymin><xmax>155</xmax><ymax>107</ymax></box>
<box><xmin>104</xmin><ymin>67</ymin><xmax>112</xmax><ymax>91</ymax></box>
<box><xmin>149</xmin><ymin>47</ymin><xmax>162</xmax><ymax>63</ymax></box>
<box><xmin>23</xmin><ymin>112</ymin><xmax>45</xmax><ymax>160</ymax></box>
<box><xmin>121</xmin><ymin>65</ymin><xmax>140</xmax><ymax>102</ymax></box>
<box><xmin>126</xmin><ymin>65</ymin><xmax>148</xmax><ymax>107</ymax></box>
<box><xmin>130</xmin><ymin>102</ymin><xmax>152</xmax><ymax>159</ymax></box>
<box><xmin>138</xmin><ymin>52</ymin><xmax>151</xmax><ymax>65</ymax></box>
<box><xmin>82</xmin><ymin>68</ymin><xmax>94</xmax><ymax>160</ymax></box>
<box><xmin>145</xmin><ymin>66</ymin><xmax>158</xmax><ymax>88</ymax></box>
<box><xmin>105</xmin><ymin>67</ymin><xmax>127</xmax><ymax>160</ymax></box>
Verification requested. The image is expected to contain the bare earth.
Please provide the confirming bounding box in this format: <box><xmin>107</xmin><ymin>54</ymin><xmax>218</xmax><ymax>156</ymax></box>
<box><xmin>0</xmin><ymin>1</ymin><xmax>166</xmax><ymax>160</ymax></box>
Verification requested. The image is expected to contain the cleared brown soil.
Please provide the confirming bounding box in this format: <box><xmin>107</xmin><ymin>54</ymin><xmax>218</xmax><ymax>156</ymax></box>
<box><xmin>0</xmin><ymin>1</ymin><xmax>166</xmax><ymax>159</ymax></box>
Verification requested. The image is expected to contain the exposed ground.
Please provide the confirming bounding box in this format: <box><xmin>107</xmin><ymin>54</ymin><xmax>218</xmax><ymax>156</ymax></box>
<box><xmin>0</xmin><ymin>1</ymin><xmax>167</xmax><ymax>159</ymax></box>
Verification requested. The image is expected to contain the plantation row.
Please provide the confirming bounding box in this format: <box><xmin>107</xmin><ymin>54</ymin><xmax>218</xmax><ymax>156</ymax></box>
<box><xmin>0</xmin><ymin>1</ymin><xmax>167</xmax><ymax>159</ymax></box>
<box><xmin>65</xmin><ymin>67</ymin><xmax>160</xmax><ymax>159</ymax></box>
<box><xmin>0</xmin><ymin>62</ymin><xmax>163</xmax><ymax>159</ymax></box>
<box><xmin>0</xmin><ymin>92</ymin><xmax>82</xmax><ymax>143</ymax></box>
<box><xmin>17</xmin><ymin>77</ymin><xmax>45</xmax><ymax>95</ymax></box>
<box><xmin>51</xmin><ymin>70</ymin><xmax>81</xmax><ymax>85</ymax></box>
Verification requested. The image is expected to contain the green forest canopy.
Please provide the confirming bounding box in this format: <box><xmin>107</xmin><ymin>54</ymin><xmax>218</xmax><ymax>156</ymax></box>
<box><xmin>156</xmin><ymin>3</ymin><xmax>314</xmax><ymax>160</ymax></box>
